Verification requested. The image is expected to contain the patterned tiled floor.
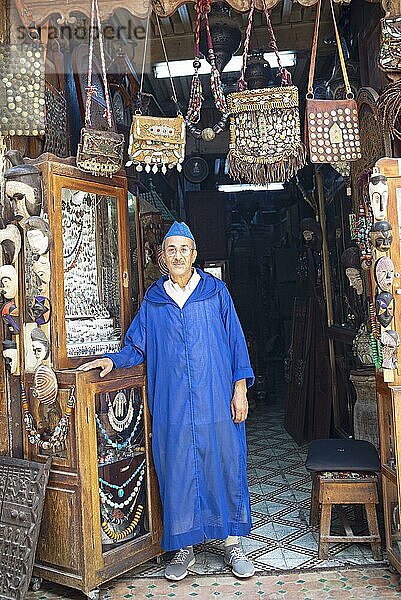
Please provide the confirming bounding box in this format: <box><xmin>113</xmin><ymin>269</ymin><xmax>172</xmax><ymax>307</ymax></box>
<box><xmin>131</xmin><ymin>394</ymin><xmax>385</xmax><ymax>578</ymax></box>
<box><xmin>27</xmin><ymin>567</ymin><xmax>401</xmax><ymax>599</ymax></box>
<box><xmin>27</xmin><ymin>394</ymin><xmax>390</xmax><ymax>598</ymax></box>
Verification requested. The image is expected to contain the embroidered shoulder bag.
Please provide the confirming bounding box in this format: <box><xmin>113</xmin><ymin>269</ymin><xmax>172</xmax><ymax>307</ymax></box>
<box><xmin>379</xmin><ymin>15</ymin><xmax>401</xmax><ymax>72</ymax></box>
<box><xmin>226</xmin><ymin>0</ymin><xmax>305</xmax><ymax>184</ymax></box>
<box><xmin>127</xmin><ymin>12</ymin><xmax>186</xmax><ymax>174</ymax></box>
<box><xmin>76</xmin><ymin>0</ymin><xmax>124</xmax><ymax>177</ymax></box>
<box><xmin>305</xmin><ymin>0</ymin><xmax>361</xmax><ymax>164</ymax></box>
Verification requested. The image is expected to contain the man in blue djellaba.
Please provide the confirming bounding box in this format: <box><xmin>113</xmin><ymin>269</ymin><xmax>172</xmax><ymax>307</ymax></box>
<box><xmin>80</xmin><ymin>221</ymin><xmax>255</xmax><ymax>580</ymax></box>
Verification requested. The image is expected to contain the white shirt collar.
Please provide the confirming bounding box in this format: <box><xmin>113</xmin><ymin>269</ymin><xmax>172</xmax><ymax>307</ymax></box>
<box><xmin>169</xmin><ymin>269</ymin><xmax>199</xmax><ymax>291</ymax></box>
<box><xmin>163</xmin><ymin>269</ymin><xmax>201</xmax><ymax>308</ymax></box>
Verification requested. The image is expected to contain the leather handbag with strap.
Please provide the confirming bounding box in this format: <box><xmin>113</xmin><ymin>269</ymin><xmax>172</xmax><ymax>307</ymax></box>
<box><xmin>76</xmin><ymin>0</ymin><xmax>124</xmax><ymax>177</ymax></box>
<box><xmin>379</xmin><ymin>15</ymin><xmax>401</xmax><ymax>72</ymax></box>
<box><xmin>305</xmin><ymin>0</ymin><xmax>361</xmax><ymax>165</ymax></box>
<box><xmin>127</xmin><ymin>12</ymin><xmax>186</xmax><ymax>174</ymax></box>
<box><xmin>227</xmin><ymin>0</ymin><xmax>306</xmax><ymax>184</ymax></box>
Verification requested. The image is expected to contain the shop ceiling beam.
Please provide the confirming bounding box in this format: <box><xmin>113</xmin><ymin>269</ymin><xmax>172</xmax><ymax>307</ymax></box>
<box><xmin>14</xmin><ymin>0</ymin><xmax>341</xmax><ymax>27</ymax></box>
<box><xmin>14</xmin><ymin>0</ymin><xmax>401</xmax><ymax>27</ymax></box>
<box><xmin>146</xmin><ymin>19</ymin><xmax>333</xmax><ymax>64</ymax></box>
<box><xmin>153</xmin><ymin>0</ymin><xmax>344</xmax><ymax>17</ymax></box>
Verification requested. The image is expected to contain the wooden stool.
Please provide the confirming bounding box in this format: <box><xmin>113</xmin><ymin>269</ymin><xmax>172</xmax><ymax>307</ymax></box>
<box><xmin>306</xmin><ymin>439</ymin><xmax>382</xmax><ymax>561</ymax></box>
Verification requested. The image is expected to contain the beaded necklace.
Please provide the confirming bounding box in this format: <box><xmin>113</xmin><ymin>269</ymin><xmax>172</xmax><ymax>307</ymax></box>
<box><xmin>21</xmin><ymin>382</ymin><xmax>76</xmax><ymax>452</ymax></box>
<box><xmin>355</xmin><ymin>195</ymin><xmax>373</xmax><ymax>270</ymax></box>
<box><xmin>99</xmin><ymin>461</ymin><xmax>146</xmax><ymax>508</ymax></box>
<box><xmin>368</xmin><ymin>276</ymin><xmax>383</xmax><ymax>369</ymax></box>
<box><xmin>99</xmin><ymin>458</ymin><xmax>146</xmax><ymax>498</ymax></box>
<box><xmin>186</xmin><ymin>0</ymin><xmax>228</xmax><ymax>140</ymax></box>
<box><xmin>96</xmin><ymin>402</ymin><xmax>143</xmax><ymax>450</ymax></box>
<box><xmin>101</xmin><ymin>505</ymin><xmax>143</xmax><ymax>542</ymax></box>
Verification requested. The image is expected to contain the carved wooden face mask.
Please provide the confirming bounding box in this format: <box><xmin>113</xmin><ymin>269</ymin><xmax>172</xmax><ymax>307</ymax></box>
<box><xmin>376</xmin><ymin>291</ymin><xmax>395</xmax><ymax>327</ymax></box>
<box><xmin>345</xmin><ymin>267</ymin><xmax>363</xmax><ymax>295</ymax></box>
<box><xmin>374</xmin><ymin>256</ymin><xmax>395</xmax><ymax>292</ymax></box>
<box><xmin>369</xmin><ymin>168</ymin><xmax>388</xmax><ymax>221</ymax></box>
<box><xmin>2</xmin><ymin>340</ymin><xmax>18</xmax><ymax>374</ymax></box>
<box><xmin>370</xmin><ymin>221</ymin><xmax>393</xmax><ymax>252</ymax></box>
<box><xmin>381</xmin><ymin>330</ymin><xmax>400</xmax><ymax>370</ymax></box>
<box><xmin>0</xmin><ymin>264</ymin><xmax>18</xmax><ymax>300</ymax></box>
<box><xmin>29</xmin><ymin>295</ymin><xmax>51</xmax><ymax>326</ymax></box>
<box><xmin>1</xmin><ymin>300</ymin><xmax>19</xmax><ymax>334</ymax></box>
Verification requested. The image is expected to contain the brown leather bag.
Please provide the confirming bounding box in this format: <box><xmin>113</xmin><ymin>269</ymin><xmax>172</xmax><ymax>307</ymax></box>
<box><xmin>305</xmin><ymin>0</ymin><xmax>362</xmax><ymax>165</ymax></box>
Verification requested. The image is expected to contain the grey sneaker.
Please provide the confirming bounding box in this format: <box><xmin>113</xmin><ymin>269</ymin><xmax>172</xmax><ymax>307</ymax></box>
<box><xmin>224</xmin><ymin>544</ymin><xmax>255</xmax><ymax>578</ymax></box>
<box><xmin>164</xmin><ymin>546</ymin><xmax>195</xmax><ymax>581</ymax></box>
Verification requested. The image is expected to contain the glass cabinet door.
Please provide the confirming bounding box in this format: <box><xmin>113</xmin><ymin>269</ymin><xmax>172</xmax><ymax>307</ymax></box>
<box><xmin>61</xmin><ymin>189</ymin><xmax>122</xmax><ymax>358</ymax></box>
<box><xmin>95</xmin><ymin>385</ymin><xmax>149</xmax><ymax>549</ymax></box>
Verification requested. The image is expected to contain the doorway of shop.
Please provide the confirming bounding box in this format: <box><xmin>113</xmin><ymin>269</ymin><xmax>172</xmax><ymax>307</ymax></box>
<box><xmin>132</xmin><ymin>168</ymin><xmax>384</xmax><ymax>578</ymax></box>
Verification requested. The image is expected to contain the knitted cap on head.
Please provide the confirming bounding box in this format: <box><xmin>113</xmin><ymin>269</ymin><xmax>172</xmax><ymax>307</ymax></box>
<box><xmin>163</xmin><ymin>221</ymin><xmax>196</xmax><ymax>247</ymax></box>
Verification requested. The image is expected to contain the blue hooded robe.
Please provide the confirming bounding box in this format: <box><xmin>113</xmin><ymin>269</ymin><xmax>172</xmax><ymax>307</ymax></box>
<box><xmin>105</xmin><ymin>268</ymin><xmax>254</xmax><ymax>551</ymax></box>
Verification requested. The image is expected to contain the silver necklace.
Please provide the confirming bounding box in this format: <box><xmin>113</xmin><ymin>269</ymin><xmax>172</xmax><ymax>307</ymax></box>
<box><xmin>107</xmin><ymin>389</ymin><xmax>134</xmax><ymax>432</ymax></box>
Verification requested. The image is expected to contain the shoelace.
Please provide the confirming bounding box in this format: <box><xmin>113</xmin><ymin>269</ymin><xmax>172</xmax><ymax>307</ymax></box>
<box><xmin>171</xmin><ymin>548</ymin><xmax>190</xmax><ymax>564</ymax></box>
<box><xmin>229</xmin><ymin>546</ymin><xmax>247</xmax><ymax>562</ymax></box>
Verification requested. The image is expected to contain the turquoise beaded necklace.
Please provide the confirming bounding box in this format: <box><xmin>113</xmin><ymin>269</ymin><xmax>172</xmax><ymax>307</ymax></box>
<box><xmin>99</xmin><ymin>458</ymin><xmax>146</xmax><ymax>498</ymax></box>
<box><xmin>96</xmin><ymin>403</ymin><xmax>143</xmax><ymax>450</ymax></box>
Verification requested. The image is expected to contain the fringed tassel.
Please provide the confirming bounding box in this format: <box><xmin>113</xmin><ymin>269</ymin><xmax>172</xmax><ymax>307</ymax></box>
<box><xmin>377</xmin><ymin>78</ymin><xmax>401</xmax><ymax>141</ymax></box>
<box><xmin>228</xmin><ymin>143</ymin><xmax>306</xmax><ymax>185</ymax></box>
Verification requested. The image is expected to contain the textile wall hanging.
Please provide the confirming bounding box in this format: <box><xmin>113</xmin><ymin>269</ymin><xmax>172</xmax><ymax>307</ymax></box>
<box><xmin>305</xmin><ymin>0</ymin><xmax>362</xmax><ymax>164</ymax></box>
<box><xmin>226</xmin><ymin>0</ymin><xmax>305</xmax><ymax>184</ymax></box>
<box><xmin>44</xmin><ymin>47</ymin><xmax>69</xmax><ymax>157</ymax></box>
<box><xmin>76</xmin><ymin>0</ymin><xmax>124</xmax><ymax>177</ymax></box>
<box><xmin>44</xmin><ymin>83</ymin><xmax>69</xmax><ymax>157</ymax></box>
<box><xmin>0</xmin><ymin>42</ymin><xmax>45</xmax><ymax>137</ymax></box>
<box><xmin>127</xmin><ymin>12</ymin><xmax>185</xmax><ymax>173</ymax></box>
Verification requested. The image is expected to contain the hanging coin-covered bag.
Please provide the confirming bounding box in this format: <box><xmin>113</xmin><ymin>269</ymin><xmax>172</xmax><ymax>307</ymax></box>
<box><xmin>305</xmin><ymin>0</ymin><xmax>362</xmax><ymax>164</ymax></box>
<box><xmin>76</xmin><ymin>0</ymin><xmax>124</xmax><ymax>177</ymax></box>
<box><xmin>127</xmin><ymin>12</ymin><xmax>186</xmax><ymax>174</ymax></box>
<box><xmin>0</xmin><ymin>41</ymin><xmax>46</xmax><ymax>137</ymax></box>
<box><xmin>227</xmin><ymin>0</ymin><xmax>306</xmax><ymax>184</ymax></box>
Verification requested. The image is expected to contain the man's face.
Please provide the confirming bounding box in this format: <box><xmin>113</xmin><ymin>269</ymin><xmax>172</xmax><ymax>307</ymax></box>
<box><xmin>162</xmin><ymin>235</ymin><xmax>197</xmax><ymax>280</ymax></box>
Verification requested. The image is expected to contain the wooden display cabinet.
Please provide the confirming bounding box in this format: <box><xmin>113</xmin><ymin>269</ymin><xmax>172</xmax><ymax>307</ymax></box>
<box><xmin>25</xmin><ymin>366</ymin><xmax>162</xmax><ymax>599</ymax></box>
<box><xmin>19</xmin><ymin>155</ymin><xmax>162</xmax><ymax>598</ymax></box>
<box><xmin>374</xmin><ymin>158</ymin><xmax>401</xmax><ymax>576</ymax></box>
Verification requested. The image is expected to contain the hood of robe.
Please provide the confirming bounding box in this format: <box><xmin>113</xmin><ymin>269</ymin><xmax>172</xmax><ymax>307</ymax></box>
<box><xmin>144</xmin><ymin>268</ymin><xmax>225</xmax><ymax>305</ymax></box>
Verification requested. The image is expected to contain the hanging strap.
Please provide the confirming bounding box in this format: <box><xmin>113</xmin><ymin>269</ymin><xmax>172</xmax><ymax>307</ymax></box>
<box><xmin>138</xmin><ymin>6</ymin><xmax>180</xmax><ymax>114</ymax></box>
<box><xmin>238</xmin><ymin>0</ymin><xmax>292</xmax><ymax>91</ymax></box>
<box><xmin>307</xmin><ymin>0</ymin><xmax>352</xmax><ymax>99</ymax></box>
<box><xmin>155</xmin><ymin>13</ymin><xmax>180</xmax><ymax>112</ymax></box>
<box><xmin>203</xmin><ymin>2</ymin><xmax>228</xmax><ymax>114</ymax></box>
<box><xmin>85</xmin><ymin>0</ymin><xmax>112</xmax><ymax>128</ymax></box>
